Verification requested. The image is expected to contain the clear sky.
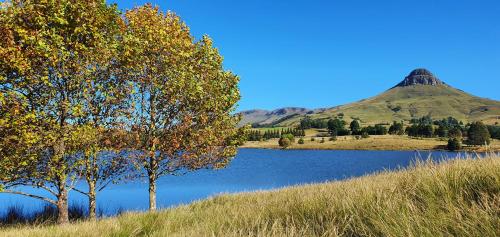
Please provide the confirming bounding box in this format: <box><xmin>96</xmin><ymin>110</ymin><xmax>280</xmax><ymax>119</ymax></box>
<box><xmin>110</xmin><ymin>0</ymin><xmax>500</xmax><ymax>112</ymax></box>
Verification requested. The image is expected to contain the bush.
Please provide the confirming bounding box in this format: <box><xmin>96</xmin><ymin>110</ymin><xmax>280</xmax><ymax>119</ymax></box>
<box><xmin>281</xmin><ymin>133</ymin><xmax>295</xmax><ymax>143</ymax></box>
<box><xmin>447</xmin><ymin>138</ymin><xmax>462</xmax><ymax>151</ymax></box>
<box><xmin>310</xmin><ymin>137</ymin><xmax>315</xmax><ymax>142</ymax></box>
<box><xmin>362</xmin><ymin>132</ymin><xmax>370</xmax><ymax>139</ymax></box>
<box><xmin>329</xmin><ymin>136</ymin><xmax>337</xmax><ymax>141</ymax></box>
<box><xmin>298</xmin><ymin>138</ymin><xmax>304</xmax><ymax>144</ymax></box>
<box><xmin>278</xmin><ymin>137</ymin><xmax>291</xmax><ymax>149</ymax></box>
<box><xmin>320</xmin><ymin>138</ymin><xmax>325</xmax><ymax>143</ymax></box>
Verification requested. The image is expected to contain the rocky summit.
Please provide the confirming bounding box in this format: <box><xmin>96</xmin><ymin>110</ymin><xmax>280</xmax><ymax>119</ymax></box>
<box><xmin>395</xmin><ymin>68</ymin><xmax>445</xmax><ymax>87</ymax></box>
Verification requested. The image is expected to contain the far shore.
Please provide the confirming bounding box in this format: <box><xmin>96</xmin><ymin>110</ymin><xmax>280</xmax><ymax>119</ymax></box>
<box><xmin>241</xmin><ymin>135</ymin><xmax>500</xmax><ymax>152</ymax></box>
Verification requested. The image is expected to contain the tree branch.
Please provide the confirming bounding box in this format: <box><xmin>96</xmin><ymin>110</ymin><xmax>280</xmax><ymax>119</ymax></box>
<box><xmin>1</xmin><ymin>190</ymin><xmax>57</xmax><ymax>205</ymax></box>
<box><xmin>70</xmin><ymin>187</ymin><xmax>89</xmax><ymax>197</ymax></box>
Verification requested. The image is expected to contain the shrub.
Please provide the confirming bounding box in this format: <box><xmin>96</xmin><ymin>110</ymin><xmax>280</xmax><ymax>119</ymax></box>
<box><xmin>329</xmin><ymin>136</ymin><xmax>337</xmax><ymax>141</ymax></box>
<box><xmin>278</xmin><ymin>137</ymin><xmax>291</xmax><ymax>149</ymax></box>
<box><xmin>298</xmin><ymin>138</ymin><xmax>304</xmax><ymax>144</ymax></box>
<box><xmin>320</xmin><ymin>138</ymin><xmax>325</xmax><ymax>143</ymax></box>
<box><xmin>447</xmin><ymin>138</ymin><xmax>462</xmax><ymax>151</ymax></box>
<box><xmin>281</xmin><ymin>133</ymin><xmax>295</xmax><ymax>143</ymax></box>
<box><xmin>310</xmin><ymin>137</ymin><xmax>315</xmax><ymax>142</ymax></box>
<box><xmin>362</xmin><ymin>132</ymin><xmax>370</xmax><ymax>139</ymax></box>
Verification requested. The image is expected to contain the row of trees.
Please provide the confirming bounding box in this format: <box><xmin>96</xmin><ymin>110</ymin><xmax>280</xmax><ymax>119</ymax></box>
<box><xmin>0</xmin><ymin>2</ymin><xmax>243</xmax><ymax>224</ymax></box>
<box><xmin>299</xmin><ymin>115</ymin><xmax>497</xmax><ymax>147</ymax></box>
<box><xmin>247</xmin><ymin>128</ymin><xmax>305</xmax><ymax>141</ymax></box>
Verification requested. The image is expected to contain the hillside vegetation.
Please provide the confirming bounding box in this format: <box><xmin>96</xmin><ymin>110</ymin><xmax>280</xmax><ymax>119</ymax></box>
<box><xmin>241</xmin><ymin>69</ymin><xmax>500</xmax><ymax>127</ymax></box>
<box><xmin>2</xmin><ymin>154</ymin><xmax>499</xmax><ymax>237</ymax></box>
<box><xmin>290</xmin><ymin>85</ymin><xmax>500</xmax><ymax>126</ymax></box>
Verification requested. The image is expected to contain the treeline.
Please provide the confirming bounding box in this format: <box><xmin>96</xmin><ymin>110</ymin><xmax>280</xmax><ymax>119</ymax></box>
<box><xmin>299</xmin><ymin>117</ymin><xmax>389</xmax><ymax>136</ymax></box>
<box><xmin>297</xmin><ymin>115</ymin><xmax>498</xmax><ymax>147</ymax></box>
<box><xmin>0</xmin><ymin>2</ymin><xmax>243</xmax><ymax>225</ymax></box>
<box><xmin>247</xmin><ymin>128</ymin><xmax>305</xmax><ymax>141</ymax></box>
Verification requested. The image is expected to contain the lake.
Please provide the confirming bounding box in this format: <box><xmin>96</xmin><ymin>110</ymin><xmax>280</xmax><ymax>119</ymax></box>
<box><xmin>0</xmin><ymin>149</ymin><xmax>469</xmax><ymax>216</ymax></box>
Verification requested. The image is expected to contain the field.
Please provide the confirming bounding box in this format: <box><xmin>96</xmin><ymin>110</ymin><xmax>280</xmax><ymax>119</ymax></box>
<box><xmin>1</xmin><ymin>154</ymin><xmax>499</xmax><ymax>237</ymax></box>
<box><xmin>242</xmin><ymin>132</ymin><xmax>500</xmax><ymax>151</ymax></box>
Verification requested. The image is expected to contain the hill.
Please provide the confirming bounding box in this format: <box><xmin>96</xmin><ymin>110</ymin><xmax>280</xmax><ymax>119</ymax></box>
<box><xmin>241</xmin><ymin>69</ymin><xmax>500</xmax><ymax>126</ymax></box>
<box><xmin>238</xmin><ymin>107</ymin><xmax>323</xmax><ymax>127</ymax></box>
<box><xmin>2</xmin><ymin>154</ymin><xmax>499</xmax><ymax>236</ymax></box>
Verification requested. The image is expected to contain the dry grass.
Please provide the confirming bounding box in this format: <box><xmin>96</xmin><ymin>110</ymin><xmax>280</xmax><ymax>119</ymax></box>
<box><xmin>1</xmin><ymin>154</ymin><xmax>499</xmax><ymax>237</ymax></box>
<box><xmin>242</xmin><ymin>135</ymin><xmax>500</xmax><ymax>151</ymax></box>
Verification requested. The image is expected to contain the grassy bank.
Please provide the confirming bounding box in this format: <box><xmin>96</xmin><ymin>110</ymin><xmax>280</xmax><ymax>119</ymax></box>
<box><xmin>1</xmin><ymin>154</ymin><xmax>499</xmax><ymax>237</ymax></box>
<box><xmin>242</xmin><ymin>134</ymin><xmax>500</xmax><ymax>151</ymax></box>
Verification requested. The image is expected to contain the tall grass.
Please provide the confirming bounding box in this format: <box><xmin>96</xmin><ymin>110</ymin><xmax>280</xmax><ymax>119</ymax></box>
<box><xmin>0</xmin><ymin>203</ymin><xmax>90</xmax><ymax>227</ymax></box>
<box><xmin>1</xmin><ymin>153</ymin><xmax>499</xmax><ymax>237</ymax></box>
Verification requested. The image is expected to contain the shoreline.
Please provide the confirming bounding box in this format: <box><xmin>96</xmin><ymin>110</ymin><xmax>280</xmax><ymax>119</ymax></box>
<box><xmin>241</xmin><ymin>135</ymin><xmax>500</xmax><ymax>152</ymax></box>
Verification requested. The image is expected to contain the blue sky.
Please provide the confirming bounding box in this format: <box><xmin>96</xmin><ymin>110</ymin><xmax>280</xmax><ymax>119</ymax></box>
<box><xmin>111</xmin><ymin>0</ymin><xmax>500</xmax><ymax>111</ymax></box>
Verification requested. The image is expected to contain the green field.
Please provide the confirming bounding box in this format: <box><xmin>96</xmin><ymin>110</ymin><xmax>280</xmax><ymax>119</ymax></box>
<box><xmin>2</xmin><ymin>154</ymin><xmax>499</xmax><ymax>237</ymax></box>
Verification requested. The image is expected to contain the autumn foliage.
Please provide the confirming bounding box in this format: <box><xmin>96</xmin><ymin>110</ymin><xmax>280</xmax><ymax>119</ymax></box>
<box><xmin>0</xmin><ymin>1</ymin><xmax>241</xmax><ymax>224</ymax></box>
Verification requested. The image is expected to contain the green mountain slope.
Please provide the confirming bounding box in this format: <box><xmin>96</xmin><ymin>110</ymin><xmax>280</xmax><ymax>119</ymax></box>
<box><xmin>242</xmin><ymin>69</ymin><xmax>500</xmax><ymax>126</ymax></box>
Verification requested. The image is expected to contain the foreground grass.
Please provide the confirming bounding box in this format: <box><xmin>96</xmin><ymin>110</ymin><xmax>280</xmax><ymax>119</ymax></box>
<box><xmin>1</xmin><ymin>154</ymin><xmax>499</xmax><ymax>237</ymax></box>
<box><xmin>242</xmin><ymin>134</ymin><xmax>500</xmax><ymax>151</ymax></box>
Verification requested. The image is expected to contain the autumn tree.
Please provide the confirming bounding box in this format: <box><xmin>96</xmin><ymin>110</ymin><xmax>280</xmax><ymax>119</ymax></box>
<box><xmin>123</xmin><ymin>5</ymin><xmax>241</xmax><ymax>211</ymax></box>
<box><xmin>68</xmin><ymin>4</ymin><xmax>134</xmax><ymax>220</ymax></box>
<box><xmin>0</xmin><ymin>0</ymin><xmax>125</xmax><ymax>224</ymax></box>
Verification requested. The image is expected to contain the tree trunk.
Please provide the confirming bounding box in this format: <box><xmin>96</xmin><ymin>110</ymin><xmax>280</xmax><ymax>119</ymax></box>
<box><xmin>148</xmin><ymin>174</ymin><xmax>157</xmax><ymax>211</ymax></box>
<box><xmin>57</xmin><ymin>187</ymin><xmax>69</xmax><ymax>224</ymax></box>
<box><xmin>88</xmin><ymin>181</ymin><xmax>97</xmax><ymax>220</ymax></box>
<box><xmin>54</xmin><ymin>136</ymin><xmax>69</xmax><ymax>225</ymax></box>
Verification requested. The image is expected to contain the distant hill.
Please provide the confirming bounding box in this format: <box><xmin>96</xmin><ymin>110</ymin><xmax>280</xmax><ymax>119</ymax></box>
<box><xmin>240</xmin><ymin>69</ymin><xmax>500</xmax><ymax>127</ymax></box>
<box><xmin>238</xmin><ymin>107</ymin><xmax>322</xmax><ymax>127</ymax></box>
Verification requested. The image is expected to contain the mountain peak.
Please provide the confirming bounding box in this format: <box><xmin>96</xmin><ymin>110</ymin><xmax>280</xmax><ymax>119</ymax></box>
<box><xmin>395</xmin><ymin>68</ymin><xmax>445</xmax><ymax>87</ymax></box>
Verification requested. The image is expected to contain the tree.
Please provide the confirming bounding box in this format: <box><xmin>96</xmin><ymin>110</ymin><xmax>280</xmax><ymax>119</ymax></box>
<box><xmin>328</xmin><ymin>118</ymin><xmax>348</xmax><ymax>136</ymax></box>
<box><xmin>278</xmin><ymin>137</ymin><xmax>291</xmax><ymax>149</ymax></box>
<box><xmin>487</xmin><ymin>125</ymin><xmax>500</xmax><ymax>140</ymax></box>
<box><xmin>350</xmin><ymin>120</ymin><xmax>361</xmax><ymax>135</ymax></box>
<box><xmin>388</xmin><ymin>121</ymin><xmax>404</xmax><ymax>135</ymax></box>
<box><xmin>467</xmin><ymin>122</ymin><xmax>491</xmax><ymax>146</ymax></box>
<box><xmin>61</xmin><ymin>3</ymin><xmax>134</xmax><ymax>220</ymax></box>
<box><xmin>0</xmin><ymin>0</ymin><xmax>124</xmax><ymax>224</ymax></box>
<box><xmin>435</xmin><ymin>125</ymin><xmax>448</xmax><ymax>138</ymax></box>
<box><xmin>448</xmin><ymin>127</ymin><xmax>463</xmax><ymax>139</ymax></box>
<box><xmin>124</xmin><ymin>5</ymin><xmax>241</xmax><ymax>211</ymax></box>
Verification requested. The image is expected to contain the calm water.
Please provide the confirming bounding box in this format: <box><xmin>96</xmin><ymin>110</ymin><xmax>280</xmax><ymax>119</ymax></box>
<box><xmin>0</xmin><ymin>149</ymin><xmax>468</xmax><ymax>215</ymax></box>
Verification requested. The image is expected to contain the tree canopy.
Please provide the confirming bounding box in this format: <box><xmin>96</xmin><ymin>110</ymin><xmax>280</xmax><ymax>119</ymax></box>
<box><xmin>0</xmin><ymin>1</ymin><xmax>242</xmax><ymax>223</ymax></box>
